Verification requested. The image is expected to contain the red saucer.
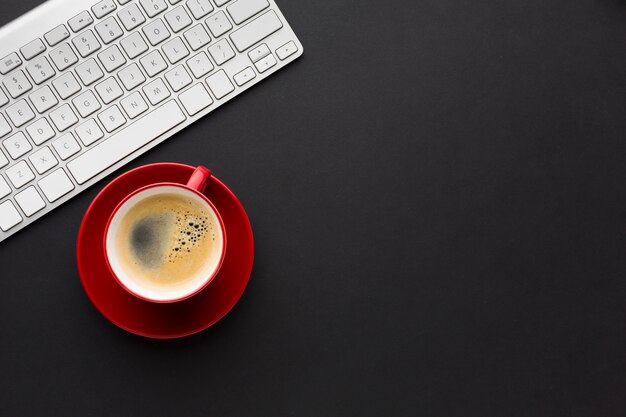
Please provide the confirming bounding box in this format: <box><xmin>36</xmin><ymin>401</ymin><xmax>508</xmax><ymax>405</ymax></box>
<box><xmin>76</xmin><ymin>163</ymin><xmax>254</xmax><ymax>339</ymax></box>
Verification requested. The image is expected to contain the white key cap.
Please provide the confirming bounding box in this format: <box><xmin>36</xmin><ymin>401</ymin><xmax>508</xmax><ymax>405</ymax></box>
<box><xmin>230</xmin><ymin>10</ymin><xmax>282</xmax><ymax>52</ymax></box>
<box><xmin>15</xmin><ymin>186</ymin><xmax>46</xmax><ymax>216</ymax></box>
<box><xmin>38</xmin><ymin>168</ymin><xmax>74</xmax><ymax>202</ymax></box>
<box><xmin>186</xmin><ymin>52</ymin><xmax>213</xmax><ymax>78</ymax></box>
<box><xmin>95</xmin><ymin>77</ymin><xmax>123</xmax><ymax>104</ymax></box>
<box><xmin>233</xmin><ymin>66</ymin><xmax>255</xmax><ymax>86</ymax></box>
<box><xmin>3</xmin><ymin>70</ymin><xmax>32</xmax><ymax>98</ymax></box>
<box><xmin>67</xmin><ymin>100</ymin><xmax>185</xmax><ymax>184</ymax></box>
<box><xmin>183</xmin><ymin>24</ymin><xmax>211</xmax><ymax>51</ymax></box>
<box><xmin>72</xmin><ymin>30</ymin><xmax>101</xmax><ymax>58</ymax></box>
<box><xmin>247</xmin><ymin>43</ymin><xmax>269</xmax><ymax>62</ymax></box>
<box><xmin>3</xmin><ymin>132</ymin><xmax>32</xmax><ymax>159</ymax></box>
<box><xmin>25</xmin><ymin>56</ymin><xmax>56</xmax><ymax>85</ymax></box>
<box><xmin>214</xmin><ymin>0</ymin><xmax>232</xmax><ymax>5</ymax></box>
<box><xmin>140</xmin><ymin>0</ymin><xmax>168</xmax><ymax>18</ymax></box>
<box><xmin>26</xmin><ymin>118</ymin><xmax>55</xmax><ymax>145</ymax></box>
<box><xmin>29</xmin><ymin>86</ymin><xmax>58</xmax><ymax>114</ymax></box>
<box><xmin>0</xmin><ymin>114</ymin><xmax>12</xmax><ymax>138</ymax></box>
<box><xmin>49</xmin><ymin>43</ymin><xmax>78</xmax><ymax>71</ymax></box>
<box><xmin>162</xmin><ymin>37</ymin><xmax>189</xmax><ymax>63</ymax></box>
<box><xmin>208</xmin><ymin>39</ymin><xmax>235</xmax><ymax>65</ymax></box>
<box><xmin>143</xmin><ymin>78</ymin><xmax>170</xmax><ymax>105</ymax></box>
<box><xmin>120</xmin><ymin>32</ymin><xmax>149</xmax><ymax>59</ymax></box>
<box><xmin>52</xmin><ymin>132</ymin><xmax>81</xmax><ymax>160</ymax></box>
<box><xmin>96</xmin><ymin>17</ymin><xmax>124</xmax><ymax>45</ymax></box>
<box><xmin>50</xmin><ymin>104</ymin><xmax>79</xmax><ymax>131</ymax></box>
<box><xmin>165</xmin><ymin>6</ymin><xmax>192</xmax><ymax>32</ymax></box>
<box><xmin>52</xmin><ymin>72</ymin><xmax>82</xmax><ymax>99</ymax></box>
<box><xmin>6</xmin><ymin>100</ymin><xmax>35</xmax><ymax>127</ymax></box>
<box><xmin>68</xmin><ymin>11</ymin><xmax>94</xmax><ymax>33</ymax></box>
<box><xmin>118</xmin><ymin>63</ymin><xmax>146</xmax><ymax>90</ymax></box>
<box><xmin>20</xmin><ymin>38</ymin><xmax>47</xmax><ymax>60</ymax></box>
<box><xmin>139</xmin><ymin>50</ymin><xmax>168</xmax><ymax>77</ymax></box>
<box><xmin>92</xmin><ymin>0</ymin><xmax>117</xmax><ymax>19</ymax></box>
<box><xmin>206</xmin><ymin>69</ymin><xmax>234</xmax><ymax>99</ymax></box>
<box><xmin>0</xmin><ymin>89</ymin><xmax>8</xmax><ymax>107</ymax></box>
<box><xmin>120</xmin><ymin>91</ymin><xmax>148</xmax><ymax>118</ymax></box>
<box><xmin>227</xmin><ymin>0</ymin><xmax>268</xmax><ymax>25</ymax></box>
<box><xmin>44</xmin><ymin>25</ymin><xmax>70</xmax><ymax>47</ymax></box>
<box><xmin>0</xmin><ymin>201</ymin><xmax>22</xmax><ymax>231</ymax></box>
<box><xmin>98</xmin><ymin>105</ymin><xmax>126</xmax><ymax>132</ymax></box>
<box><xmin>119</xmin><ymin>0</ymin><xmax>133</xmax><ymax>4</ymax></box>
<box><xmin>6</xmin><ymin>160</ymin><xmax>35</xmax><ymax>189</ymax></box>
<box><xmin>143</xmin><ymin>19</ymin><xmax>171</xmax><ymax>46</ymax></box>
<box><xmin>75</xmin><ymin>119</ymin><xmax>104</xmax><ymax>146</ymax></box>
<box><xmin>75</xmin><ymin>58</ymin><xmax>104</xmax><ymax>86</ymax></box>
<box><xmin>117</xmin><ymin>4</ymin><xmax>146</xmax><ymax>31</ymax></box>
<box><xmin>98</xmin><ymin>45</ymin><xmax>127</xmax><ymax>72</ymax></box>
<box><xmin>72</xmin><ymin>90</ymin><xmax>101</xmax><ymax>117</ymax></box>
<box><xmin>178</xmin><ymin>83</ymin><xmax>212</xmax><ymax>116</ymax></box>
<box><xmin>0</xmin><ymin>176</ymin><xmax>10</xmax><ymax>198</ymax></box>
<box><xmin>0</xmin><ymin>53</ymin><xmax>22</xmax><ymax>75</ymax></box>
<box><xmin>28</xmin><ymin>146</ymin><xmax>58</xmax><ymax>174</ymax></box>
<box><xmin>165</xmin><ymin>65</ymin><xmax>192</xmax><ymax>91</ymax></box>
<box><xmin>206</xmin><ymin>11</ymin><xmax>232</xmax><ymax>38</ymax></box>
<box><xmin>186</xmin><ymin>0</ymin><xmax>213</xmax><ymax>19</ymax></box>
<box><xmin>254</xmin><ymin>53</ymin><xmax>276</xmax><ymax>73</ymax></box>
<box><xmin>276</xmin><ymin>41</ymin><xmax>298</xmax><ymax>60</ymax></box>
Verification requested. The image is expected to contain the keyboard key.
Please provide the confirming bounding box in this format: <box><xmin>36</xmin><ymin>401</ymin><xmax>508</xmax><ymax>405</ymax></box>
<box><xmin>6</xmin><ymin>160</ymin><xmax>35</xmax><ymax>188</ymax></box>
<box><xmin>120</xmin><ymin>32</ymin><xmax>149</xmax><ymax>59</ymax></box>
<box><xmin>38</xmin><ymin>168</ymin><xmax>75</xmax><ymax>202</ymax></box>
<box><xmin>98</xmin><ymin>105</ymin><xmax>126</xmax><ymax>132</ymax></box>
<box><xmin>49</xmin><ymin>43</ymin><xmax>79</xmax><ymax>71</ymax></box>
<box><xmin>0</xmin><ymin>115</ymin><xmax>12</xmax><ymax>138</ymax></box>
<box><xmin>230</xmin><ymin>10</ymin><xmax>282</xmax><ymax>52</ymax></box>
<box><xmin>15</xmin><ymin>186</ymin><xmax>46</xmax><ymax>216</ymax></box>
<box><xmin>25</xmin><ymin>56</ymin><xmax>56</xmax><ymax>85</ymax></box>
<box><xmin>165</xmin><ymin>65</ymin><xmax>192</xmax><ymax>91</ymax></box>
<box><xmin>247</xmin><ymin>43</ymin><xmax>269</xmax><ymax>62</ymax></box>
<box><xmin>52</xmin><ymin>72</ymin><xmax>82</xmax><ymax>99</ymax></box>
<box><xmin>0</xmin><ymin>89</ymin><xmax>8</xmax><ymax>107</ymax></box>
<box><xmin>206</xmin><ymin>11</ymin><xmax>232</xmax><ymax>38</ymax></box>
<box><xmin>120</xmin><ymin>91</ymin><xmax>149</xmax><ymax>118</ymax></box>
<box><xmin>67</xmin><ymin>100</ymin><xmax>185</xmax><ymax>184</ymax></box>
<box><xmin>72</xmin><ymin>30</ymin><xmax>102</xmax><ymax>58</ymax></box>
<box><xmin>214</xmin><ymin>0</ymin><xmax>232</xmax><ymax>5</ymax></box>
<box><xmin>75</xmin><ymin>119</ymin><xmax>104</xmax><ymax>146</ymax></box>
<box><xmin>139</xmin><ymin>50</ymin><xmax>168</xmax><ymax>76</ymax></box>
<box><xmin>254</xmin><ymin>53</ymin><xmax>276</xmax><ymax>73</ymax></box>
<box><xmin>186</xmin><ymin>0</ymin><xmax>213</xmax><ymax>20</ymax></box>
<box><xmin>95</xmin><ymin>77</ymin><xmax>124</xmax><ymax>104</ymax></box>
<box><xmin>0</xmin><ymin>201</ymin><xmax>22</xmax><ymax>231</ymax></box>
<box><xmin>3</xmin><ymin>132</ymin><xmax>32</xmax><ymax>159</ymax></box>
<box><xmin>0</xmin><ymin>176</ymin><xmax>10</xmax><ymax>198</ymax></box>
<box><xmin>206</xmin><ymin>69</ymin><xmax>234</xmax><ymax>99</ymax></box>
<box><xmin>28</xmin><ymin>146</ymin><xmax>58</xmax><ymax>174</ymax></box>
<box><xmin>233</xmin><ymin>66</ymin><xmax>255</xmax><ymax>86</ymax></box>
<box><xmin>164</xmin><ymin>6</ymin><xmax>192</xmax><ymax>32</ymax></box>
<box><xmin>143</xmin><ymin>78</ymin><xmax>171</xmax><ymax>105</ymax></box>
<box><xmin>26</xmin><ymin>118</ymin><xmax>55</xmax><ymax>145</ymax></box>
<box><xmin>44</xmin><ymin>25</ymin><xmax>70</xmax><ymax>47</ymax></box>
<box><xmin>117</xmin><ymin>3</ymin><xmax>146</xmax><ymax>31</ymax></box>
<box><xmin>6</xmin><ymin>100</ymin><xmax>35</xmax><ymax>127</ymax></box>
<box><xmin>52</xmin><ymin>132</ymin><xmax>81</xmax><ymax>160</ymax></box>
<box><xmin>276</xmin><ymin>41</ymin><xmax>298</xmax><ymax>60</ymax></box>
<box><xmin>183</xmin><ymin>24</ymin><xmax>211</xmax><ymax>51</ymax></box>
<box><xmin>75</xmin><ymin>58</ymin><xmax>105</xmax><ymax>86</ymax></box>
<box><xmin>92</xmin><ymin>0</ymin><xmax>117</xmax><ymax>18</ymax></box>
<box><xmin>118</xmin><ymin>63</ymin><xmax>146</xmax><ymax>90</ymax></box>
<box><xmin>178</xmin><ymin>83</ymin><xmax>212</xmax><ymax>116</ymax></box>
<box><xmin>29</xmin><ymin>86</ymin><xmax>59</xmax><ymax>114</ymax></box>
<box><xmin>0</xmin><ymin>53</ymin><xmax>22</xmax><ymax>75</ymax></box>
<box><xmin>119</xmin><ymin>0</ymin><xmax>133</xmax><ymax>5</ymax></box>
<box><xmin>208</xmin><ymin>38</ymin><xmax>235</xmax><ymax>65</ymax></box>
<box><xmin>140</xmin><ymin>0</ymin><xmax>169</xmax><ymax>18</ymax></box>
<box><xmin>50</xmin><ymin>104</ymin><xmax>79</xmax><ymax>131</ymax></box>
<box><xmin>143</xmin><ymin>19</ymin><xmax>171</xmax><ymax>46</ymax></box>
<box><xmin>186</xmin><ymin>51</ymin><xmax>213</xmax><ymax>78</ymax></box>
<box><xmin>227</xmin><ymin>0</ymin><xmax>268</xmax><ymax>25</ymax></box>
<box><xmin>98</xmin><ymin>45</ymin><xmax>127</xmax><ymax>72</ymax></box>
<box><xmin>95</xmin><ymin>17</ymin><xmax>124</xmax><ymax>45</ymax></box>
<box><xmin>68</xmin><ymin>11</ymin><xmax>94</xmax><ymax>33</ymax></box>
<box><xmin>72</xmin><ymin>90</ymin><xmax>102</xmax><ymax>117</ymax></box>
<box><xmin>20</xmin><ymin>38</ymin><xmax>46</xmax><ymax>60</ymax></box>
<box><xmin>162</xmin><ymin>37</ymin><xmax>189</xmax><ymax>63</ymax></box>
<box><xmin>3</xmin><ymin>70</ymin><xmax>32</xmax><ymax>98</ymax></box>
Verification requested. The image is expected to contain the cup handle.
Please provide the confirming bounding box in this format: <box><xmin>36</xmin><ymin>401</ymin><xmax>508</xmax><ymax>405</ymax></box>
<box><xmin>186</xmin><ymin>166</ymin><xmax>211</xmax><ymax>194</ymax></box>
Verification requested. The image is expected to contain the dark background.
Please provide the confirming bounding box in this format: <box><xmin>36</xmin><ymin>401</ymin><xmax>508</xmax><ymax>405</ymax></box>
<box><xmin>1</xmin><ymin>0</ymin><xmax>626</xmax><ymax>415</ymax></box>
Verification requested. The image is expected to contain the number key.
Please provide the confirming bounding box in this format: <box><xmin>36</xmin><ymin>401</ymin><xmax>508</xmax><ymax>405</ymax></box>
<box><xmin>140</xmin><ymin>0</ymin><xmax>168</xmax><ymax>18</ymax></box>
<box><xmin>117</xmin><ymin>4</ymin><xmax>146</xmax><ymax>31</ymax></box>
<box><xmin>2</xmin><ymin>70</ymin><xmax>32</xmax><ymax>98</ymax></box>
<box><xmin>49</xmin><ymin>43</ymin><xmax>79</xmax><ymax>71</ymax></box>
<box><xmin>95</xmin><ymin>17</ymin><xmax>124</xmax><ymax>45</ymax></box>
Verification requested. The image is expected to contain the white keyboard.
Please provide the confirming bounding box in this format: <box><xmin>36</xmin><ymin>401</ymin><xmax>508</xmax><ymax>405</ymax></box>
<box><xmin>0</xmin><ymin>0</ymin><xmax>302</xmax><ymax>242</ymax></box>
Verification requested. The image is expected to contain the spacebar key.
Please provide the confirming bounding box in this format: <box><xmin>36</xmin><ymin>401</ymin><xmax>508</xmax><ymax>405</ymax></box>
<box><xmin>67</xmin><ymin>101</ymin><xmax>186</xmax><ymax>184</ymax></box>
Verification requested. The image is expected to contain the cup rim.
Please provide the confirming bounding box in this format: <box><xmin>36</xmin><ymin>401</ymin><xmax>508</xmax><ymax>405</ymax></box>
<box><xmin>103</xmin><ymin>181</ymin><xmax>227</xmax><ymax>304</ymax></box>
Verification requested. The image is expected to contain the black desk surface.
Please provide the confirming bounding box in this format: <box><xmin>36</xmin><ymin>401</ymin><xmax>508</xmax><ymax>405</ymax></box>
<box><xmin>2</xmin><ymin>0</ymin><xmax>626</xmax><ymax>415</ymax></box>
